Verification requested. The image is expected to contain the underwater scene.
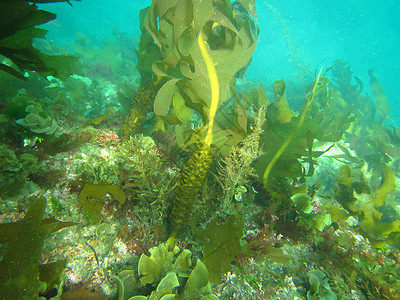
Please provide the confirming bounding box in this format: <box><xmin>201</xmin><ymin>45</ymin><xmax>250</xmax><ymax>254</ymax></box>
<box><xmin>1</xmin><ymin>0</ymin><xmax>400</xmax><ymax>299</ymax></box>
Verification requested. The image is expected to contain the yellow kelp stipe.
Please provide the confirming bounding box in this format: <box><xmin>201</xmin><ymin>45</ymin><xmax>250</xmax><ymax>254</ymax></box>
<box><xmin>263</xmin><ymin>69</ymin><xmax>323</xmax><ymax>187</ymax></box>
<box><xmin>198</xmin><ymin>32</ymin><xmax>220</xmax><ymax>146</ymax></box>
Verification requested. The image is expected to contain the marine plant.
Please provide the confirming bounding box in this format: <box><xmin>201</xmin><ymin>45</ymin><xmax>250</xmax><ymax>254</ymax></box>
<box><xmin>120</xmin><ymin>81</ymin><xmax>164</xmax><ymax>140</ymax></box>
<box><xmin>118</xmin><ymin>135</ymin><xmax>176</xmax><ymax>219</ymax></box>
<box><xmin>0</xmin><ymin>197</ymin><xmax>76</xmax><ymax>298</ymax></box>
<box><xmin>15</xmin><ymin>102</ymin><xmax>58</xmax><ymax>135</ymax></box>
<box><xmin>196</xmin><ymin>214</ymin><xmax>244</xmax><ymax>283</ymax></box>
<box><xmin>216</xmin><ymin>105</ymin><xmax>266</xmax><ymax>213</ymax></box>
<box><xmin>136</xmin><ymin>0</ymin><xmax>259</xmax><ymax>232</ymax></box>
<box><xmin>257</xmin><ymin>73</ymin><xmax>327</xmax><ymax>188</ymax></box>
<box><xmin>290</xmin><ymin>193</ymin><xmax>332</xmax><ymax>232</ymax></box>
<box><xmin>75</xmin><ymin>143</ymin><xmax>121</xmax><ymax>184</ymax></box>
<box><xmin>0</xmin><ymin>0</ymin><xmax>81</xmax><ymax>80</ymax></box>
<box><xmin>196</xmin><ymin>212</ymin><xmax>288</xmax><ymax>284</ymax></box>
<box><xmin>254</xmin><ymin>72</ymin><xmax>354</xmax><ymax>199</ymax></box>
<box><xmin>114</xmin><ymin>240</ymin><xmax>218</xmax><ymax>299</ymax></box>
<box><xmin>78</xmin><ymin>182</ymin><xmax>126</xmax><ymax>223</ymax></box>
<box><xmin>306</xmin><ymin>270</ymin><xmax>337</xmax><ymax>300</ymax></box>
<box><xmin>335</xmin><ymin>163</ymin><xmax>399</xmax><ymax>248</ymax></box>
<box><xmin>0</xmin><ymin>144</ymin><xmax>41</xmax><ymax>195</ymax></box>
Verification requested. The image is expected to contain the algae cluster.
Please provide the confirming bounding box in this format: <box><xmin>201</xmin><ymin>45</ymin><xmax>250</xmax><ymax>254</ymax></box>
<box><xmin>1</xmin><ymin>1</ymin><xmax>400</xmax><ymax>299</ymax></box>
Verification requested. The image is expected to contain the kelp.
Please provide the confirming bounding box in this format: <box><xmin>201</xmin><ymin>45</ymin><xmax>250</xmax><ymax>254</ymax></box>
<box><xmin>368</xmin><ymin>68</ymin><xmax>391</xmax><ymax>123</ymax></box>
<box><xmin>256</xmin><ymin>74</ymin><xmax>354</xmax><ymax>188</ymax></box>
<box><xmin>136</xmin><ymin>6</ymin><xmax>163</xmax><ymax>83</ymax></box>
<box><xmin>196</xmin><ymin>214</ymin><xmax>243</xmax><ymax>283</ymax></box>
<box><xmin>272</xmin><ymin>80</ymin><xmax>295</xmax><ymax>123</ymax></box>
<box><xmin>170</xmin><ymin>143</ymin><xmax>214</xmax><ymax>233</ymax></box>
<box><xmin>140</xmin><ymin>0</ymin><xmax>259</xmax><ymax>231</ymax></box>
<box><xmin>78</xmin><ymin>182</ymin><xmax>126</xmax><ymax>223</ymax></box>
<box><xmin>0</xmin><ymin>0</ymin><xmax>81</xmax><ymax>80</ymax></box>
<box><xmin>257</xmin><ymin>74</ymin><xmax>324</xmax><ymax>187</ymax></box>
<box><xmin>330</xmin><ymin>60</ymin><xmax>376</xmax><ymax>120</ymax></box>
<box><xmin>147</xmin><ymin>0</ymin><xmax>259</xmax><ymax>146</ymax></box>
<box><xmin>330</xmin><ymin>65</ymin><xmax>400</xmax><ymax>245</ymax></box>
<box><xmin>0</xmin><ymin>197</ymin><xmax>76</xmax><ymax>298</ymax></box>
<box><xmin>331</xmin><ymin>62</ymin><xmax>400</xmax><ymax>184</ymax></box>
<box><xmin>120</xmin><ymin>80</ymin><xmax>164</xmax><ymax>140</ymax></box>
<box><xmin>335</xmin><ymin>164</ymin><xmax>400</xmax><ymax>248</ymax></box>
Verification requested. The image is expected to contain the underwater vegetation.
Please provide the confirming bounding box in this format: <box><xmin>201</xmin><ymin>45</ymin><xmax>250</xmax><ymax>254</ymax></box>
<box><xmin>0</xmin><ymin>197</ymin><xmax>76</xmax><ymax>298</ymax></box>
<box><xmin>0</xmin><ymin>0</ymin><xmax>81</xmax><ymax>80</ymax></box>
<box><xmin>1</xmin><ymin>0</ymin><xmax>400</xmax><ymax>299</ymax></box>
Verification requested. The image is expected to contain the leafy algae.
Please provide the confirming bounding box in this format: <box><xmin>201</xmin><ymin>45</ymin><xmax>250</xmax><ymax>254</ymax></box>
<box><xmin>0</xmin><ymin>197</ymin><xmax>76</xmax><ymax>298</ymax></box>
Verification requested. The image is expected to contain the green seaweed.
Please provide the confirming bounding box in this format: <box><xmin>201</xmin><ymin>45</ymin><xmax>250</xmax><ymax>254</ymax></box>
<box><xmin>306</xmin><ymin>270</ymin><xmax>337</xmax><ymax>300</ymax></box>
<box><xmin>15</xmin><ymin>102</ymin><xmax>58</xmax><ymax>135</ymax></box>
<box><xmin>290</xmin><ymin>193</ymin><xmax>332</xmax><ymax>232</ymax></box>
<box><xmin>117</xmin><ymin>240</ymin><xmax>218</xmax><ymax>299</ymax></box>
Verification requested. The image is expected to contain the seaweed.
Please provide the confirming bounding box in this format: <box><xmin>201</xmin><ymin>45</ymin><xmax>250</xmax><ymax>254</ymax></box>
<box><xmin>306</xmin><ymin>270</ymin><xmax>337</xmax><ymax>300</ymax></box>
<box><xmin>368</xmin><ymin>69</ymin><xmax>391</xmax><ymax>123</ymax></box>
<box><xmin>135</xmin><ymin>6</ymin><xmax>163</xmax><ymax>83</ymax></box>
<box><xmin>169</xmin><ymin>143</ymin><xmax>214</xmax><ymax>233</ymax></box>
<box><xmin>15</xmin><ymin>102</ymin><xmax>58</xmax><ymax>135</ymax></box>
<box><xmin>0</xmin><ymin>0</ymin><xmax>81</xmax><ymax>80</ymax></box>
<box><xmin>196</xmin><ymin>214</ymin><xmax>243</xmax><ymax>283</ymax></box>
<box><xmin>256</xmin><ymin>75</ymin><xmax>326</xmax><ymax>187</ymax></box>
<box><xmin>148</xmin><ymin>0</ymin><xmax>259</xmax><ymax>144</ymax></box>
<box><xmin>0</xmin><ymin>144</ymin><xmax>42</xmax><ymax>196</ymax></box>
<box><xmin>118</xmin><ymin>135</ymin><xmax>175</xmax><ymax>215</ymax></box>
<box><xmin>335</xmin><ymin>164</ymin><xmax>400</xmax><ymax>248</ymax></box>
<box><xmin>141</xmin><ymin>0</ymin><xmax>259</xmax><ymax>232</ymax></box>
<box><xmin>256</xmin><ymin>73</ymin><xmax>354</xmax><ymax>189</ymax></box>
<box><xmin>216</xmin><ymin>105</ymin><xmax>265</xmax><ymax>213</ymax></box>
<box><xmin>120</xmin><ymin>80</ymin><xmax>164</xmax><ymax>140</ymax></box>
<box><xmin>114</xmin><ymin>240</ymin><xmax>218</xmax><ymax>299</ymax></box>
<box><xmin>78</xmin><ymin>182</ymin><xmax>126</xmax><ymax>223</ymax></box>
<box><xmin>0</xmin><ymin>197</ymin><xmax>76</xmax><ymax>298</ymax></box>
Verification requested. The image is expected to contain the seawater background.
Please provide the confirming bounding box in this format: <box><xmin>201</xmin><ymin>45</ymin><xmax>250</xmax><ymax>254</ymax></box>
<box><xmin>41</xmin><ymin>0</ymin><xmax>400</xmax><ymax>123</ymax></box>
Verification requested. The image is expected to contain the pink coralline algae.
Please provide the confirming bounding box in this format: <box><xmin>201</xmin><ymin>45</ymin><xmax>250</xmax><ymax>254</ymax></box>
<box><xmin>95</xmin><ymin>131</ymin><xmax>121</xmax><ymax>149</ymax></box>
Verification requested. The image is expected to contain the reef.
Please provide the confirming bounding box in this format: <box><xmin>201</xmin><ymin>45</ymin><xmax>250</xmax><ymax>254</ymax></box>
<box><xmin>1</xmin><ymin>1</ymin><xmax>400</xmax><ymax>299</ymax></box>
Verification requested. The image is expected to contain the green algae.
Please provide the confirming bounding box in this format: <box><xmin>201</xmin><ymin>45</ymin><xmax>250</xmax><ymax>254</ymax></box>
<box><xmin>115</xmin><ymin>241</ymin><xmax>218</xmax><ymax>299</ymax></box>
<box><xmin>307</xmin><ymin>270</ymin><xmax>337</xmax><ymax>300</ymax></box>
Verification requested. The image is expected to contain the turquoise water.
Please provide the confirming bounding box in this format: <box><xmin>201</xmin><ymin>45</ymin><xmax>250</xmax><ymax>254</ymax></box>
<box><xmin>1</xmin><ymin>1</ymin><xmax>400</xmax><ymax>299</ymax></box>
<box><xmin>42</xmin><ymin>0</ymin><xmax>400</xmax><ymax>121</ymax></box>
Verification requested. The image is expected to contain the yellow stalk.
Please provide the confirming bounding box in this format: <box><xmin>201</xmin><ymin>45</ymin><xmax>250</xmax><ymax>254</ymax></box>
<box><xmin>198</xmin><ymin>32</ymin><xmax>220</xmax><ymax>146</ymax></box>
<box><xmin>263</xmin><ymin>69</ymin><xmax>323</xmax><ymax>187</ymax></box>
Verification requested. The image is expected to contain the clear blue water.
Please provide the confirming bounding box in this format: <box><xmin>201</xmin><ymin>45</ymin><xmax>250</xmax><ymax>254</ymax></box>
<box><xmin>42</xmin><ymin>0</ymin><xmax>400</xmax><ymax>120</ymax></box>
